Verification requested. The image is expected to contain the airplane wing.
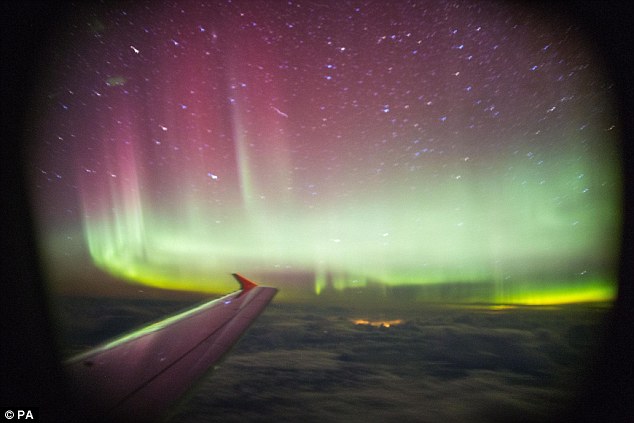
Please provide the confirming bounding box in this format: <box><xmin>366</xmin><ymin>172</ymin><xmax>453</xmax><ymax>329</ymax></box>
<box><xmin>64</xmin><ymin>274</ymin><xmax>277</xmax><ymax>422</ymax></box>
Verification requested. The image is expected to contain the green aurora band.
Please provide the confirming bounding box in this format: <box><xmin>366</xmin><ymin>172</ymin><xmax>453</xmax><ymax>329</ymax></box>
<box><xmin>79</xmin><ymin>145</ymin><xmax>621</xmax><ymax>304</ymax></box>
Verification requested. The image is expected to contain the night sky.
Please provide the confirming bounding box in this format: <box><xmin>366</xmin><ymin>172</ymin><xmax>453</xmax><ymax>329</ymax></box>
<box><xmin>30</xmin><ymin>0</ymin><xmax>621</xmax><ymax>304</ymax></box>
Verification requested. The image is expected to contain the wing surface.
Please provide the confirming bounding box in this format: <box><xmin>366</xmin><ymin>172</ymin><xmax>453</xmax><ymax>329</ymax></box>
<box><xmin>64</xmin><ymin>274</ymin><xmax>277</xmax><ymax>422</ymax></box>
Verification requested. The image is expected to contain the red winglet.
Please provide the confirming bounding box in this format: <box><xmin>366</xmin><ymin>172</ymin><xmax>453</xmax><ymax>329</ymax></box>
<box><xmin>232</xmin><ymin>273</ymin><xmax>258</xmax><ymax>292</ymax></box>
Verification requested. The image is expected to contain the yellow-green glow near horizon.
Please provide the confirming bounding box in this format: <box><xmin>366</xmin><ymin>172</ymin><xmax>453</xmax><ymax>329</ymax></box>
<box><xmin>77</xmin><ymin>148</ymin><xmax>621</xmax><ymax>303</ymax></box>
<box><xmin>33</xmin><ymin>1</ymin><xmax>621</xmax><ymax>304</ymax></box>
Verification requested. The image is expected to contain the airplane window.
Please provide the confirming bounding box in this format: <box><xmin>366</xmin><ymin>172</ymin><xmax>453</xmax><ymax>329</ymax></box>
<box><xmin>16</xmin><ymin>1</ymin><xmax>627</xmax><ymax>421</ymax></box>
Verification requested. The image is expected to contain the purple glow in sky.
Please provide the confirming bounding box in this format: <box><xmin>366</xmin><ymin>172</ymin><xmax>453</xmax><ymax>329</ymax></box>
<box><xmin>31</xmin><ymin>0</ymin><xmax>620</xmax><ymax>302</ymax></box>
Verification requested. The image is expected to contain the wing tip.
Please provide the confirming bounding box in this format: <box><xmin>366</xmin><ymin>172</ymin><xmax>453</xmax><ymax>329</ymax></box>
<box><xmin>232</xmin><ymin>273</ymin><xmax>258</xmax><ymax>292</ymax></box>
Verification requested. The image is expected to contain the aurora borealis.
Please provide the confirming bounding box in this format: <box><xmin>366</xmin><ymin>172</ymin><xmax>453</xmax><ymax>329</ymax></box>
<box><xmin>30</xmin><ymin>0</ymin><xmax>621</xmax><ymax>304</ymax></box>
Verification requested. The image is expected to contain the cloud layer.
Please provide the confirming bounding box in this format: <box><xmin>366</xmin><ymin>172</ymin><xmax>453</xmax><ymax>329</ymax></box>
<box><xmin>167</xmin><ymin>302</ymin><xmax>606</xmax><ymax>422</ymax></box>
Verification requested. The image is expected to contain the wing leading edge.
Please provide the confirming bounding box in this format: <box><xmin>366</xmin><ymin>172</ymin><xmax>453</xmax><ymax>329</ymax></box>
<box><xmin>64</xmin><ymin>274</ymin><xmax>277</xmax><ymax>422</ymax></box>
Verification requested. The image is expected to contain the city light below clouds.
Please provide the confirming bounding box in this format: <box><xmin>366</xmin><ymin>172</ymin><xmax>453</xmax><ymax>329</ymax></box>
<box><xmin>351</xmin><ymin>319</ymin><xmax>404</xmax><ymax>328</ymax></box>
